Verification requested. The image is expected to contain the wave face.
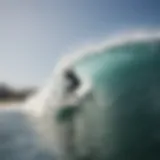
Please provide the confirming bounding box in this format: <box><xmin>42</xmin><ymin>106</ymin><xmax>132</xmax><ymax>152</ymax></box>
<box><xmin>22</xmin><ymin>31</ymin><xmax>160</xmax><ymax>160</ymax></box>
<box><xmin>65</xmin><ymin>35</ymin><xmax>160</xmax><ymax>160</ymax></box>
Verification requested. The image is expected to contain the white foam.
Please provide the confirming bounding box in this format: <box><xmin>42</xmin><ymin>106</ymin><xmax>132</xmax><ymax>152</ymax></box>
<box><xmin>21</xmin><ymin>29</ymin><xmax>160</xmax><ymax>159</ymax></box>
<box><xmin>24</xmin><ymin>29</ymin><xmax>160</xmax><ymax>117</ymax></box>
<box><xmin>55</xmin><ymin>29</ymin><xmax>160</xmax><ymax>74</ymax></box>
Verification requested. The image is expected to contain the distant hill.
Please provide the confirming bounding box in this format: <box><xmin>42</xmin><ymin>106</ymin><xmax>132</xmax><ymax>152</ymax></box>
<box><xmin>0</xmin><ymin>83</ymin><xmax>37</xmax><ymax>101</ymax></box>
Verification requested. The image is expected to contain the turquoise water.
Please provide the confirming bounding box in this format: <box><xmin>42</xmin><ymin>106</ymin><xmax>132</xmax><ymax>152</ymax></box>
<box><xmin>71</xmin><ymin>40</ymin><xmax>160</xmax><ymax>160</ymax></box>
<box><xmin>1</xmin><ymin>37</ymin><xmax>160</xmax><ymax>160</ymax></box>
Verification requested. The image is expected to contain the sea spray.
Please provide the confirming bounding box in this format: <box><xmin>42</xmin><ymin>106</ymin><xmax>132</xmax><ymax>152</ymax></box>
<box><xmin>20</xmin><ymin>30</ymin><xmax>160</xmax><ymax>160</ymax></box>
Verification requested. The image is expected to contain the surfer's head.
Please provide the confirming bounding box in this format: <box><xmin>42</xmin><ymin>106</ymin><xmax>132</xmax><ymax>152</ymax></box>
<box><xmin>54</xmin><ymin>31</ymin><xmax>160</xmax><ymax>160</ymax></box>
<box><xmin>29</xmin><ymin>31</ymin><xmax>160</xmax><ymax>160</ymax></box>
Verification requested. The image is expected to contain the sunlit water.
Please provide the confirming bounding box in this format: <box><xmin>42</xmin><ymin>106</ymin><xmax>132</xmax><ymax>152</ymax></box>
<box><xmin>0</xmin><ymin>102</ymin><xmax>23</xmax><ymax>108</ymax></box>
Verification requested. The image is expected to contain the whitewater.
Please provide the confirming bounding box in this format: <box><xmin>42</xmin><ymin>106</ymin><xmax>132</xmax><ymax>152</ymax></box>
<box><xmin>0</xmin><ymin>30</ymin><xmax>160</xmax><ymax>160</ymax></box>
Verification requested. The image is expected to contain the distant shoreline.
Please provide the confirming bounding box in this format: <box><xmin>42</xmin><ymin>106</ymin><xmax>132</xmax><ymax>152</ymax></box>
<box><xmin>0</xmin><ymin>83</ymin><xmax>37</xmax><ymax>106</ymax></box>
<box><xmin>0</xmin><ymin>100</ymin><xmax>24</xmax><ymax>107</ymax></box>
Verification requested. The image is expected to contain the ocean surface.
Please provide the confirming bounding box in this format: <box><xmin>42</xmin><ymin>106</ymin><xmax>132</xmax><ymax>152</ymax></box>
<box><xmin>0</xmin><ymin>102</ymin><xmax>23</xmax><ymax>108</ymax></box>
<box><xmin>0</xmin><ymin>32</ymin><xmax>160</xmax><ymax>160</ymax></box>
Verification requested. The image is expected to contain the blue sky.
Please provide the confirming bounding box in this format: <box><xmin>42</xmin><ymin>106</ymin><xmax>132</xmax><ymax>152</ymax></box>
<box><xmin>0</xmin><ymin>0</ymin><xmax>160</xmax><ymax>87</ymax></box>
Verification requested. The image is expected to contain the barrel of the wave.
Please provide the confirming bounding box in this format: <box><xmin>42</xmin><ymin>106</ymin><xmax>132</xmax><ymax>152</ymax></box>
<box><xmin>72</xmin><ymin>40</ymin><xmax>160</xmax><ymax>160</ymax></box>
